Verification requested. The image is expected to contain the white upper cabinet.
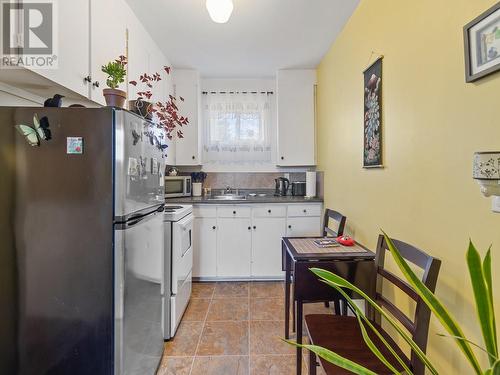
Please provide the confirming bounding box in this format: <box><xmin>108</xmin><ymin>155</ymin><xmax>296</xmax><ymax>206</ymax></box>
<box><xmin>34</xmin><ymin>0</ymin><xmax>90</xmax><ymax>98</ymax></box>
<box><xmin>276</xmin><ymin>70</ymin><xmax>317</xmax><ymax>166</ymax></box>
<box><xmin>6</xmin><ymin>0</ymin><xmax>169</xmax><ymax>108</ymax></box>
<box><xmin>172</xmin><ymin>70</ymin><xmax>201</xmax><ymax>166</ymax></box>
<box><xmin>89</xmin><ymin>0</ymin><xmax>127</xmax><ymax>105</ymax></box>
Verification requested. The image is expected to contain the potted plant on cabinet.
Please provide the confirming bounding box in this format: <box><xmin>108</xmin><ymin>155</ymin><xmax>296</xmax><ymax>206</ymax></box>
<box><xmin>101</xmin><ymin>55</ymin><xmax>127</xmax><ymax>108</ymax></box>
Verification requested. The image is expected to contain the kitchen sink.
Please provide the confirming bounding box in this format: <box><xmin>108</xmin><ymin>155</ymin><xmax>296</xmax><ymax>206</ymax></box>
<box><xmin>208</xmin><ymin>195</ymin><xmax>247</xmax><ymax>200</ymax></box>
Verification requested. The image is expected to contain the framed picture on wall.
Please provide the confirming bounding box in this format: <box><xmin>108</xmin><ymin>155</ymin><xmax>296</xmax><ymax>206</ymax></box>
<box><xmin>464</xmin><ymin>2</ymin><xmax>500</xmax><ymax>82</ymax></box>
<box><xmin>363</xmin><ymin>56</ymin><xmax>383</xmax><ymax>168</ymax></box>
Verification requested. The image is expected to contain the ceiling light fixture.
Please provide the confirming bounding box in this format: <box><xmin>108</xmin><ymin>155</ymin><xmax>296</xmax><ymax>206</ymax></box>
<box><xmin>206</xmin><ymin>0</ymin><xmax>233</xmax><ymax>24</ymax></box>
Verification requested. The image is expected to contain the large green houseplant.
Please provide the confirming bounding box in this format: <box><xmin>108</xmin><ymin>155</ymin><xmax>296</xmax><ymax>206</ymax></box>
<box><xmin>288</xmin><ymin>232</ymin><xmax>499</xmax><ymax>375</ymax></box>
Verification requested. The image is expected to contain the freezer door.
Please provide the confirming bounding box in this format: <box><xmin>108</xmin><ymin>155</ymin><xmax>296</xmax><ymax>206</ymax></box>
<box><xmin>114</xmin><ymin>208</ymin><xmax>164</xmax><ymax>375</ymax></box>
<box><xmin>114</xmin><ymin>110</ymin><xmax>166</xmax><ymax>218</ymax></box>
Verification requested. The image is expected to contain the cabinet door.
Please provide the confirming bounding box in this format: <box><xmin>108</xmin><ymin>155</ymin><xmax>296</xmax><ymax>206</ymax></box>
<box><xmin>286</xmin><ymin>217</ymin><xmax>321</xmax><ymax>237</ymax></box>
<box><xmin>216</xmin><ymin>218</ymin><xmax>252</xmax><ymax>278</ymax></box>
<box><xmin>173</xmin><ymin>70</ymin><xmax>200</xmax><ymax>165</ymax></box>
<box><xmin>33</xmin><ymin>0</ymin><xmax>90</xmax><ymax>98</ymax></box>
<box><xmin>90</xmin><ymin>0</ymin><xmax>127</xmax><ymax>105</ymax></box>
<box><xmin>193</xmin><ymin>217</ymin><xmax>217</xmax><ymax>278</ymax></box>
<box><xmin>251</xmin><ymin>217</ymin><xmax>286</xmax><ymax>278</ymax></box>
<box><xmin>277</xmin><ymin>70</ymin><xmax>316</xmax><ymax>166</ymax></box>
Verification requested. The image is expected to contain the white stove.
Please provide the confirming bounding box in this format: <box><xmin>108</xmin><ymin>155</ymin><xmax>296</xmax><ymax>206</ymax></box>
<box><xmin>163</xmin><ymin>204</ymin><xmax>193</xmax><ymax>340</ymax></box>
<box><xmin>163</xmin><ymin>204</ymin><xmax>193</xmax><ymax>221</ymax></box>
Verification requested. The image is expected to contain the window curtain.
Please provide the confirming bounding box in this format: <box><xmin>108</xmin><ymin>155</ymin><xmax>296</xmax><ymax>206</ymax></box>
<box><xmin>202</xmin><ymin>92</ymin><xmax>272</xmax><ymax>163</ymax></box>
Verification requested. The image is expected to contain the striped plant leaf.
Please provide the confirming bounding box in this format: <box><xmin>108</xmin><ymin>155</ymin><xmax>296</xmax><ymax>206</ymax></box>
<box><xmin>284</xmin><ymin>340</ymin><xmax>378</xmax><ymax>375</ymax></box>
<box><xmin>382</xmin><ymin>232</ymin><xmax>483</xmax><ymax>375</ymax></box>
<box><xmin>466</xmin><ymin>243</ymin><xmax>498</xmax><ymax>366</ymax></box>
<box><xmin>491</xmin><ymin>359</ymin><xmax>500</xmax><ymax>375</ymax></box>
<box><xmin>311</xmin><ymin>268</ymin><xmax>438</xmax><ymax>375</ymax></box>
<box><xmin>483</xmin><ymin>249</ymin><xmax>498</xmax><ymax>354</ymax></box>
<box><xmin>354</xmin><ymin>305</ymin><xmax>409</xmax><ymax>374</ymax></box>
<box><xmin>320</xmin><ymin>276</ymin><xmax>413</xmax><ymax>374</ymax></box>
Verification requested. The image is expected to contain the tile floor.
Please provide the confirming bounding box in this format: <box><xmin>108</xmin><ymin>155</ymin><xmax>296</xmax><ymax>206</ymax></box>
<box><xmin>157</xmin><ymin>281</ymin><xmax>332</xmax><ymax>375</ymax></box>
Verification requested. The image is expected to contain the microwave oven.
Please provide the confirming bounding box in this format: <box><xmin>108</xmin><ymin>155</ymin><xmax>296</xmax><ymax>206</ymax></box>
<box><xmin>165</xmin><ymin>176</ymin><xmax>192</xmax><ymax>198</ymax></box>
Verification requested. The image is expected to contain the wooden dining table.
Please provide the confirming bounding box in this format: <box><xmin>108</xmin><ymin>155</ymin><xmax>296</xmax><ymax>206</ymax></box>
<box><xmin>282</xmin><ymin>237</ymin><xmax>376</xmax><ymax>375</ymax></box>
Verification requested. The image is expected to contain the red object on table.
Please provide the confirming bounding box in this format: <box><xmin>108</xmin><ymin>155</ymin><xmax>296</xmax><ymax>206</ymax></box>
<box><xmin>336</xmin><ymin>235</ymin><xmax>355</xmax><ymax>246</ymax></box>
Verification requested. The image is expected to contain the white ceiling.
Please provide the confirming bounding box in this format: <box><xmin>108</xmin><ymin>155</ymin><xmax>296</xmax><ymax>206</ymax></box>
<box><xmin>125</xmin><ymin>0</ymin><xmax>360</xmax><ymax>78</ymax></box>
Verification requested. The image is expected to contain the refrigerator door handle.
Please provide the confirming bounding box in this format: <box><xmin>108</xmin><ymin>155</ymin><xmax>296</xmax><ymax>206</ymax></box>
<box><xmin>121</xmin><ymin>206</ymin><xmax>165</xmax><ymax>229</ymax></box>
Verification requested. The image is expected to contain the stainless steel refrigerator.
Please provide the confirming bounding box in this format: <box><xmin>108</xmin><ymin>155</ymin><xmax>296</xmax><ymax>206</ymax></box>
<box><xmin>0</xmin><ymin>107</ymin><xmax>166</xmax><ymax>375</ymax></box>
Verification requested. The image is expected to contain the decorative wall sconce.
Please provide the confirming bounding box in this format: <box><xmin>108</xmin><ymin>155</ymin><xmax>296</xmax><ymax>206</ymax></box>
<box><xmin>473</xmin><ymin>152</ymin><xmax>500</xmax><ymax>196</ymax></box>
<box><xmin>473</xmin><ymin>152</ymin><xmax>500</xmax><ymax>213</ymax></box>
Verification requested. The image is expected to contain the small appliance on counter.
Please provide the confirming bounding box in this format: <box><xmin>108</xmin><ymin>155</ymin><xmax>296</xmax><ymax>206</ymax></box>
<box><xmin>306</xmin><ymin>171</ymin><xmax>317</xmax><ymax>198</ymax></box>
<box><xmin>274</xmin><ymin>177</ymin><xmax>290</xmax><ymax>196</ymax></box>
<box><xmin>291</xmin><ymin>181</ymin><xmax>307</xmax><ymax>196</ymax></box>
<box><xmin>163</xmin><ymin>204</ymin><xmax>193</xmax><ymax>340</ymax></box>
<box><xmin>165</xmin><ymin>175</ymin><xmax>192</xmax><ymax>198</ymax></box>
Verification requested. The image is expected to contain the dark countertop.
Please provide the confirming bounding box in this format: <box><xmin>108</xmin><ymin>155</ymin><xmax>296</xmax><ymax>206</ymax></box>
<box><xmin>165</xmin><ymin>195</ymin><xmax>324</xmax><ymax>205</ymax></box>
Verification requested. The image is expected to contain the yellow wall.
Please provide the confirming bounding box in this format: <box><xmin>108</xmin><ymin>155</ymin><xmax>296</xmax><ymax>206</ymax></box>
<box><xmin>316</xmin><ymin>0</ymin><xmax>500</xmax><ymax>372</ymax></box>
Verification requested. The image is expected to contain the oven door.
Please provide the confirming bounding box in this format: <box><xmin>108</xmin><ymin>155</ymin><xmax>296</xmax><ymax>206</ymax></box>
<box><xmin>171</xmin><ymin>213</ymin><xmax>194</xmax><ymax>295</ymax></box>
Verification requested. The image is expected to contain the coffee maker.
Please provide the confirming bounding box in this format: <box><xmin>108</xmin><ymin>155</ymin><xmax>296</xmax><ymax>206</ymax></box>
<box><xmin>274</xmin><ymin>177</ymin><xmax>290</xmax><ymax>196</ymax></box>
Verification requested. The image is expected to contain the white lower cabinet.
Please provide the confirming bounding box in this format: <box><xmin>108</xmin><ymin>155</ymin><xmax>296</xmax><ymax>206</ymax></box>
<box><xmin>192</xmin><ymin>217</ymin><xmax>217</xmax><ymax>278</ymax></box>
<box><xmin>192</xmin><ymin>203</ymin><xmax>322</xmax><ymax>280</ymax></box>
<box><xmin>286</xmin><ymin>217</ymin><xmax>322</xmax><ymax>237</ymax></box>
<box><xmin>251</xmin><ymin>217</ymin><xmax>286</xmax><ymax>278</ymax></box>
<box><xmin>216</xmin><ymin>217</ymin><xmax>252</xmax><ymax>278</ymax></box>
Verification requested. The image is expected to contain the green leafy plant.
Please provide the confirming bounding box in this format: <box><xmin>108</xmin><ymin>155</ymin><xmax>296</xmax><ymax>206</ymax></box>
<box><xmin>101</xmin><ymin>55</ymin><xmax>127</xmax><ymax>89</ymax></box>
<box><xmin>286</xmin><ymin>232</ymin><xmax>498</xmax><ymax>375</ymax></box>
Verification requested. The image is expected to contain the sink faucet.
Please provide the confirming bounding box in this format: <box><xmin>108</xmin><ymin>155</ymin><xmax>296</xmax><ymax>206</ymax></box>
<box><xmin>225</xmin><ymin>186</ymin><xmax>232</xmax><ymax>194</ymax></box>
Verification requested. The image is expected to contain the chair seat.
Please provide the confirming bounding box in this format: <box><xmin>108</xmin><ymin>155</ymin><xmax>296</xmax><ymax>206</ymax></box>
<box><xmin>305</xmin><ymin>314</ymin><xmax>410</xmax><ymax>375</ymax></box>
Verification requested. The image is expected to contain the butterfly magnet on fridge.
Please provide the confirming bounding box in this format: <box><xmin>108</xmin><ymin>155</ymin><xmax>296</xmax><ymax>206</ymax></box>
<box><xmin>15</xmin><ymin>113</ymin><xmax>52</xmax><ymax>147</ymax></box>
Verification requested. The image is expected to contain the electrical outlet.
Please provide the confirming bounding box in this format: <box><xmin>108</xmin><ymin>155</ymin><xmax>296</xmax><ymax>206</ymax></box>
<box><xmin>492</xmin><ymin>197</ymin><xmax>500</xmax><ymax>213</ymax></box>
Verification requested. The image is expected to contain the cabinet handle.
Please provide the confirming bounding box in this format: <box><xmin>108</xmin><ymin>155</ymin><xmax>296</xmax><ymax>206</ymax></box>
<box><xmin>303</xmin><ymin>209</ymin><xmax>307</xmax><ymax>213</ymax></box>
<box><xmin>92</xmin><ymin>81</ymin><xmax>100</xmax><ymax>88</ymax></box>
<box><xmin>192</xmin><ymin>156</ymin><xmax>195</xmax><ymax>160</ymax></box>
<box><xmin>288</xmin><ymin>225</ymin><xmax>292</xmax><ymax>229</ymax></box>
<box><xmin>84</xmin><ymin>75</ymin><xmax>92</xmax><ymax>84</ymax></box>
<box><xmin>212</xmin><ymin>226</ymin><xmax>216</xmax><ymax>230</ymax></box>
<box><xmin>253</xmin><ymin>226</ymin><xmax>256</xmax><ymax>230</ymax></box>
<box><xmin>268</xmin><ymin>209</ymin><xmax>272</xmax><ymax>213</ymax></box>
<box><xmin>248</xmin><ymin>226</ymin><xmax>251</xmax><ymax>230</ymax></box>
<box><xmin>233</xmin><ymin>211</ymin><xmax>236</xmax><ymax>215</ymax></box>
<box><xmin>281</xmin><ymin>156</ymin><xmax>284</xmax><ymax>160</ymax></box>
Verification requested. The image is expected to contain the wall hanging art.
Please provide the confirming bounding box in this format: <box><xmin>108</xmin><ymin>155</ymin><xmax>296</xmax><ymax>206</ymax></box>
<box><xmin>363</xmin><ymin>56</ymin><xmax>383</xmax><ymax>168</ymax></box>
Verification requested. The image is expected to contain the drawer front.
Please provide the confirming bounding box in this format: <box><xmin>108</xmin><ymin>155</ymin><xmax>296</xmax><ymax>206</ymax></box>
<box><xmin>253</xmin><ymin>205</ymin><xmax>287</xmax><ymax>218</ymax></box>
<box><xmin>217</xmin><ymin>205</ymin><xmax>252</xmax><ymax>218</ymax></box>
<box><xmin>193</xmin><ymin>205</ymin><xmax>217</xmax><ymax>218</ymax></box>
<box><xmin>287</xmin><ymin>204</ymin><xmax>322</xmax><ymax>217</ymax></box>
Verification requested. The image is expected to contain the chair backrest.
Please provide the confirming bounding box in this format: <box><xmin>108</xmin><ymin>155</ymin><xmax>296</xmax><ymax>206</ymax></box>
<box><xmin>322</xmin><ymin>209</ymin><xmax>346</xmax><ymax>237</ymax></box>
<box><xmin>370</xmin><ymin>235</ymin><xmax>441</xmax><ymax>375</ymax></box>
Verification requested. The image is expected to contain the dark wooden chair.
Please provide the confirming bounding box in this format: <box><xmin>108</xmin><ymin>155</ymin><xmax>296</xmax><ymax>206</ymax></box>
<box><xmin>305</xmin><ymin>234</ymin><xmax>441</xmax><ymax>375</ymax></box>
<box><xmin>322</xmin><ymin>209</ymin><xmax>347</xmax><ymax>238</ymax></box>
